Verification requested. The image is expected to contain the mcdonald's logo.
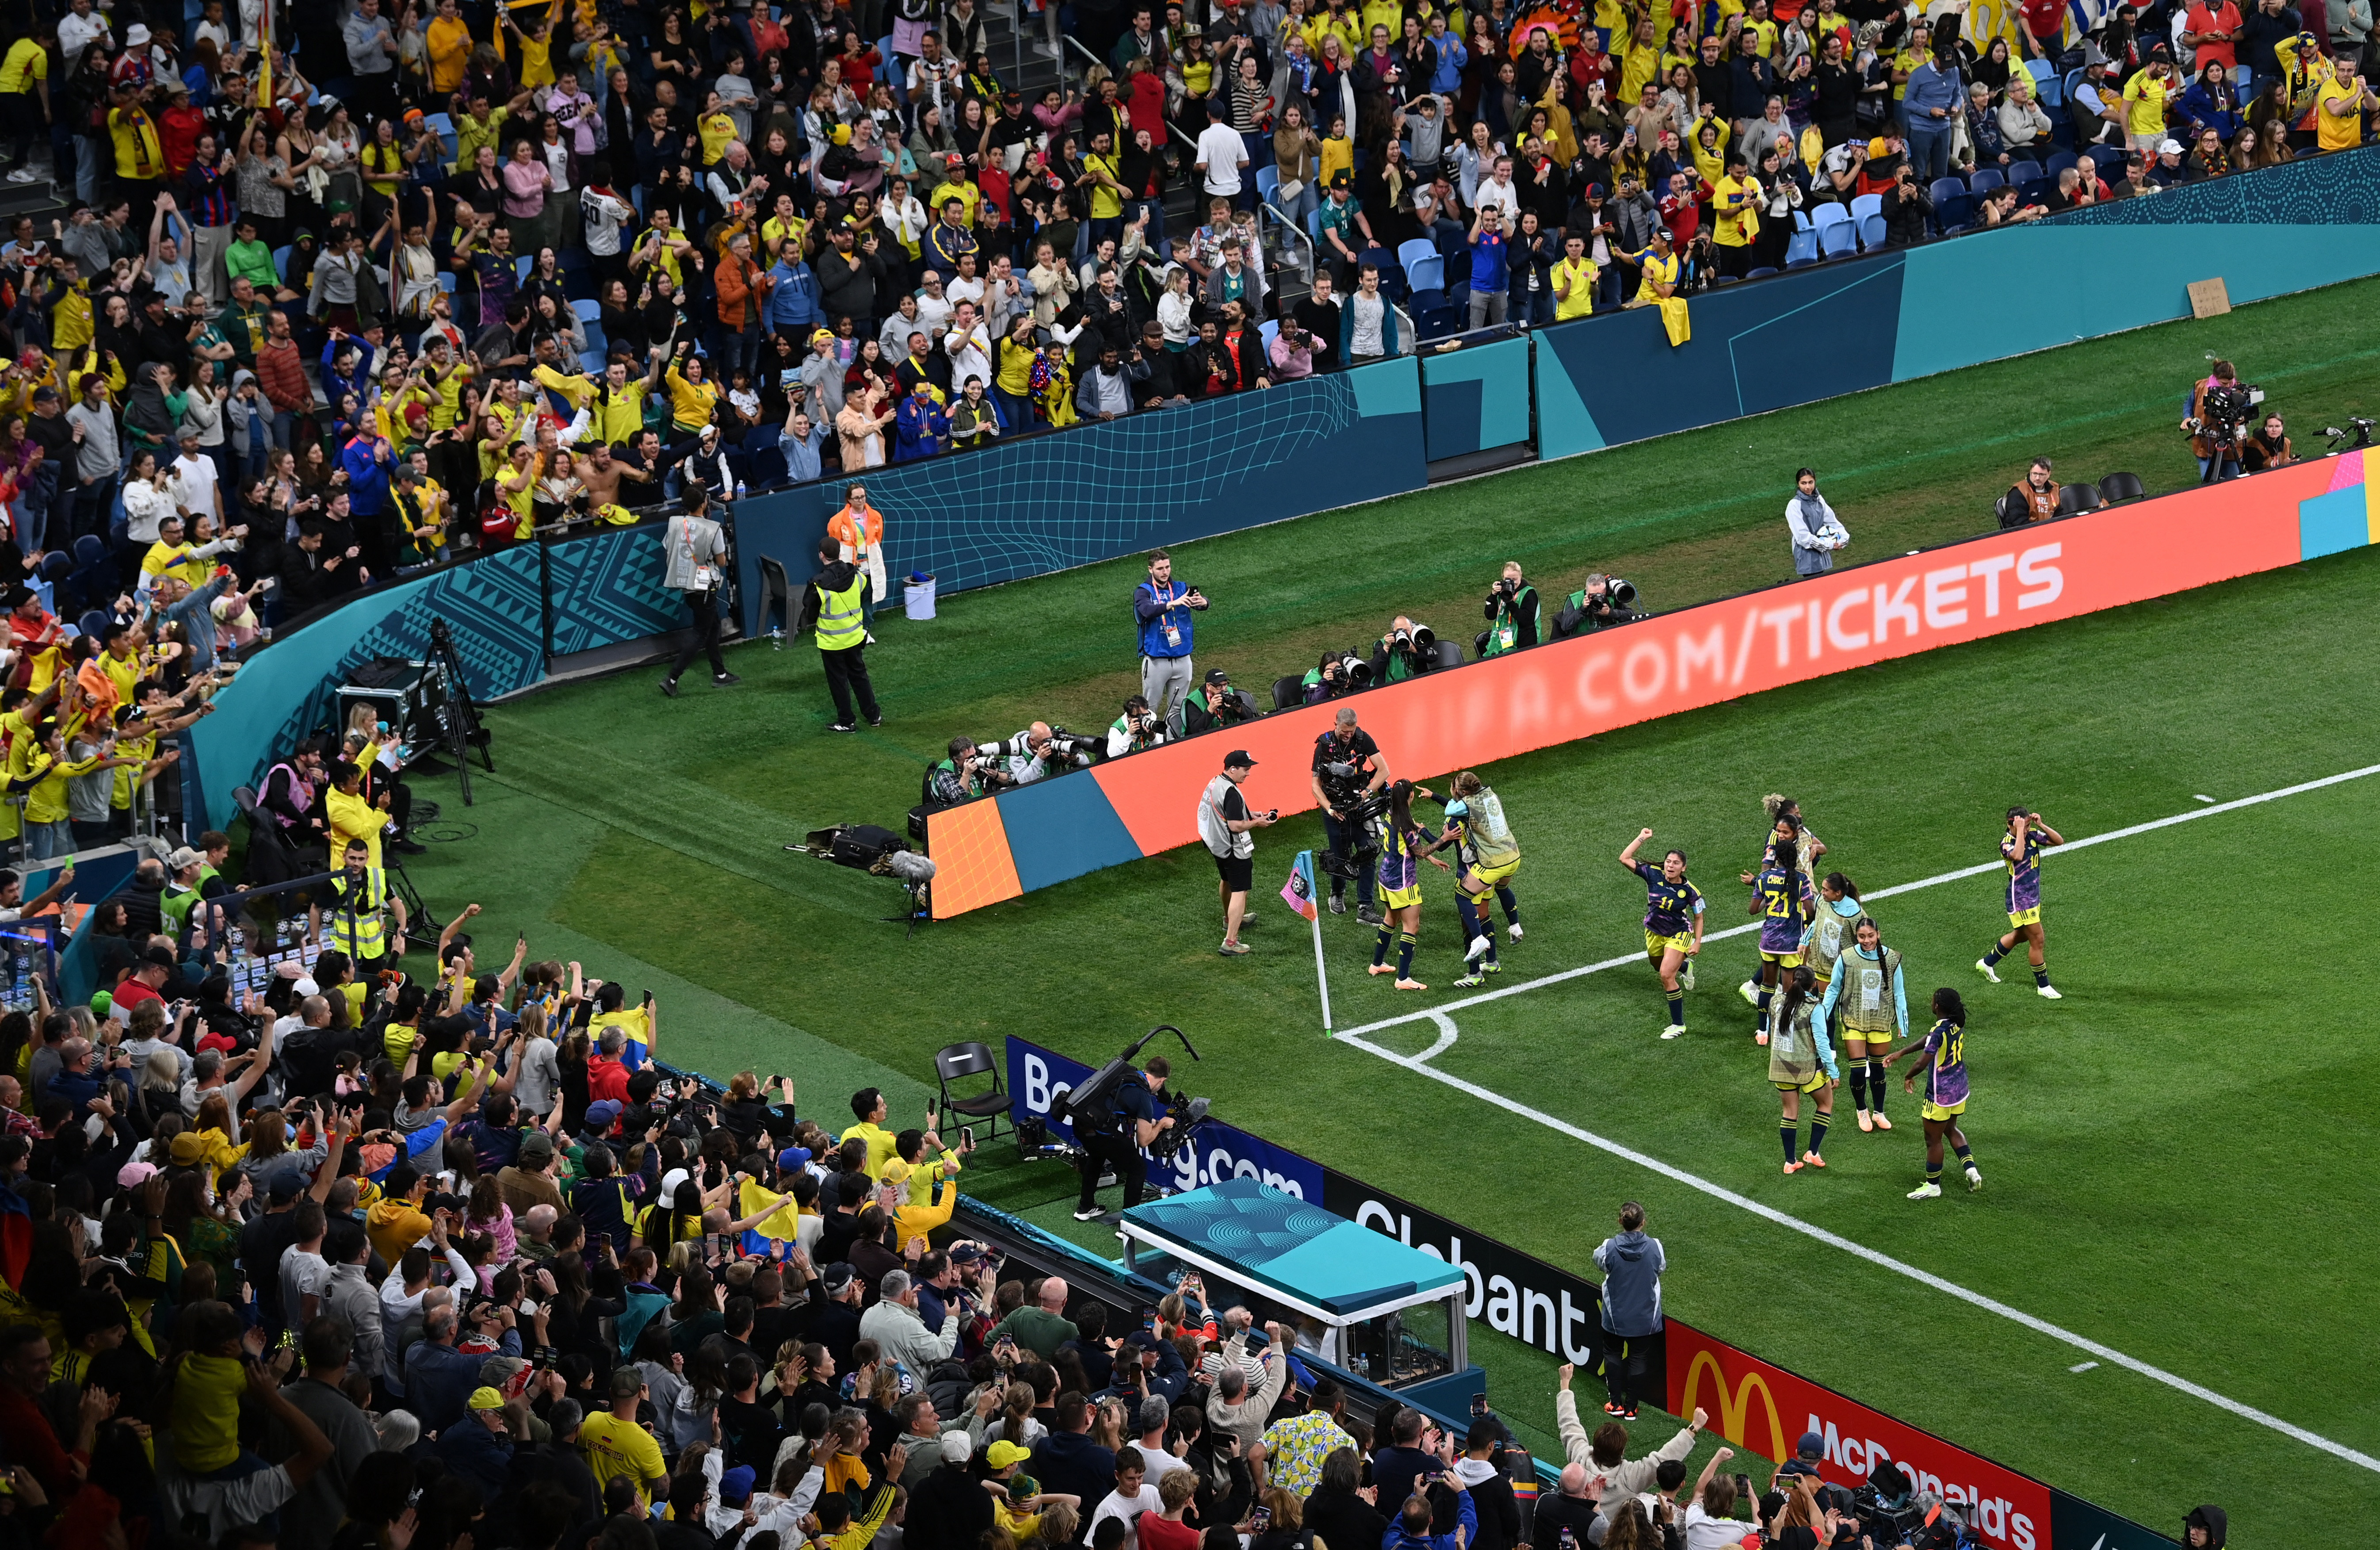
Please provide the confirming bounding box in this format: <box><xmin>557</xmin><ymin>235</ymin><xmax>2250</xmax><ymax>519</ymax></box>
<box><xmin>1678</xmin><ymin>1349</ymin><xmax>1790</xmax><ymax>1462</ymax></box>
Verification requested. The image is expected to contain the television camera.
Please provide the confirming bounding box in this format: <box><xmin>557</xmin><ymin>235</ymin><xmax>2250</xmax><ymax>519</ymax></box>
<box><xmin>1050</xmin><ymin>1025</ymin><xmax>1209</xmax><ymax>1161</ymax></box>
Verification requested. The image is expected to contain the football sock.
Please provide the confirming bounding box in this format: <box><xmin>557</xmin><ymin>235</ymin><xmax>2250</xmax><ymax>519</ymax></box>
<box><xmin>1926</xmin><ymin>1159</ymin><xmax>1943</xmax><ymax>1184</ymax></box>
<box><xmin>1848</xmin><ymin>1065</ymin><xmax>1869</xmax><ymax>1110</ymax></box>
<box><xmin>1495</xmin><ymin>886</ymin><xmax>1520</xmax><ymax>924</ymax></box>
<box><xmin>1982</xmin><ymin>943</ymin><xmax>2007</xmax><ymax>966</ymax></box>
<box><xmin>1371</xmin><ymin>925</ymin><xmax>1391</xmax><ymax>967</ymax></box>
<box><xmin>2033</xmin><ymin>965</ymin><xmax>2051</xmax><ymax>988</ymax></box>
<box><xmin>1397</xmin><ymin>932</ymin><xmax>1417</xmax><ymax>978</ymax></box>
<box><xmin>1666</xmin><ymin>992</ymin><xmax>1684</xmax><ymax>1026</ymax></box>
<box><xmin>1456</xmin><ymin>896</ymin><xmax>1482</xmax><ymax>954</ymax></box>
<box><xmin>1780</xmin><ymin>1124</ymin><xmax>1800</xmax><ymax>1164</ymax></box>
<box><xmin>1868</xmin><ymin>1058</ymin><xmax>1889</xmax><ymax>1113</ymax></box>
<box><xmin>1953</xmin><ymin>1142</ymin><xmax>1976</xmax><ymax>1168</ymax></box>
<box><xmin>1808</xmin><ymin>1114</ymin><xmax>1830</xmax><ymax>1155</ymax></box>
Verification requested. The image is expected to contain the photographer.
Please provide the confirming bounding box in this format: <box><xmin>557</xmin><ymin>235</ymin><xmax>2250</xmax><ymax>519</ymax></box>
<box><xmin>925</xmin><ymin>736</ymin><xmax>1012</xmax><ymax>806</ymax></box>
<box><xmin>1311</xmin><ymin>705</ymin><xmax>1391</xmax><ymax>924</ymax></box>
<box><xmin>2188</xmin><ymin>360</ymin><xmax>2251</xmax><ymax>482</ymax></box>
<box><xmin>1072</xmin><ymin>1053</ymin><xmax>1178</xmax><ymax>1221</ymax></box>
<box><xmin>2001</xmin><ymin>457</ymin><xmax>2059</xmax><ymax>527</ymax></box>
<box><xmin>1552</xmin><ymin>574</ymin><xmax>1638</xmax><ymax>638</ymax></box>
<box><xmin>1371</xmin><ymin>615</ymin><xmax>1439</xmax><ymax>683</ymax></box>
<box><xmin>1135</xmin><ymin>550</ymin><xmax>1208</xmax><ymax>730</ymax></box>
<box><xmin>993</xmin><ymin>723</ymin><xmax>1067</xmax><ymax>785</ymax></box>
<box><xmin>1479</xmin><ymin>563</ymin><xmax>1539</xmax><ymax>657</ymax></box>
<box><xmin>1180</xmin><ymin>669</ymin><xmax>1258</xmax><ymax>737</ymax></box>
<box><xmin>1107</xmin><ymin>696</ymin><xmax>1166</xmax><ymax>759</ymax></box>
<box><xmin>1301</xmin><ymin>650</ymin><xmax>1366</xmax><ymax>704</ymax></box>
<box><xmin>2242</xmin><ymin>412</ymin><xmax>2295</xmax><ymax>472</ymax></box>
<box><xmin>1198</xmin><ymin>749</ymin><xmax>1276</xmax><ymax>958</ymax></box>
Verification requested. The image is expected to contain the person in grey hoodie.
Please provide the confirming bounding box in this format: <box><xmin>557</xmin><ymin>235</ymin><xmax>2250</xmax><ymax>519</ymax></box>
<box><xmin>1591</xmin><ymin>1201</ymin><xmax>1665</xmax><ymax>1416</ymax></box>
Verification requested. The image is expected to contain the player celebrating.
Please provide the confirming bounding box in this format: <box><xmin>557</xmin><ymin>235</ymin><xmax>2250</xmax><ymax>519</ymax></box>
<box><xmin>1368</xmin><ymin>781</ymin><xmax>1440</xmax><ymax>991</ymax></box>
<box><xmin>1738</xmin><ymin>796</ymin><xmax>1825</xmax><ymax>1005</ymax></box>
<box><xmin>1746</xmin><ymin>838</ymin><xmax>1815</xmax><ymax>1045</ymax></box>
<box><xmin>1884</xmin><ymin>987</ymin><xmax>1981</xmax><ymax>1198</ymax></box>
<box><xmin>1618</xmin><ymin>829</ymin><xmax>1704</xmax><ymax>1039</ymax></box>
<box><xmin>1977</xmin><ymin>807</ymin><xmax>2066</xmax><ymax>999</ymax></box>
<box><xmin>1815</xmin><ymin>914</ymin><xmax>1907</xmax><ymax>1132</ymax></box>
<box><xmin>1419</xmin><ymin>772</ymin><xmax>1522</xmax><ymax>987</ymax></box>
<box><xmin>1767</xmin><ymin>965</ymin><xmax>1838</xmax><ymax>1173</ymax></box>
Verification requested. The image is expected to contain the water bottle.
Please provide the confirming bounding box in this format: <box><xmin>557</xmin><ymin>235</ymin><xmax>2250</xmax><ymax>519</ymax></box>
<box><xmin>734</xmin><ymin>478</ymin><xmax>748</xmax><ymax>501</ymax></box>
<box><xmin>770</xmin><ymin>624</ymin><xmax>783</xmax><ymax>651</ymax></box>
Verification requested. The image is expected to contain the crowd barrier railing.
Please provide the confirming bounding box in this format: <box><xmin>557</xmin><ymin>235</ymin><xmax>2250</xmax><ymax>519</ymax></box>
<box><xmin>1001</xmin><ymin>1034</ymin><xmax>2178</xmax><ymax>1550</ymax></box>
<box><xmin>927</xmin><ymin>448</ymin><xmax>2379</xmax><ymax>915</ymax></box>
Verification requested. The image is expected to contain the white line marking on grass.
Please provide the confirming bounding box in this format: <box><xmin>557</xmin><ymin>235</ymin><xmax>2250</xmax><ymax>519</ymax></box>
<box><xmin>1339</xmin><ymin>762</ymin><xmax>2380</xmax><ymax>1042</ymax></box>
<box><xmin>1413</xmin><ymin>1012</ymin><xmax>1459</xmax><ymax>1064</ymax></box>
<box><xmin>1331</xmin><ymin>762</ymin><xmax>2380</xmax><ymax>1476</ymax></box>
<box><xmin>2195</xmin><ymin>795</ymin><xmax>2215</xmax><ymax>804</ymax></box>
<box><xmin>2071</xmin><ymin>1362</ymin><xmax>2101</xmax><ymax>1374</ymax></box>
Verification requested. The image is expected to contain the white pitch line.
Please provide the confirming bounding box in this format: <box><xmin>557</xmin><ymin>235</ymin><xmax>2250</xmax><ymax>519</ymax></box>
<box><xmin>1338</xmin><ymin>762</ymin><xmax>2380</xmax><ymax>1042</ymax></box>
<box><xmin>1330</xmin><ymin>761</ymin><xmax>2380</xmax><ymax>1476</ymax></box>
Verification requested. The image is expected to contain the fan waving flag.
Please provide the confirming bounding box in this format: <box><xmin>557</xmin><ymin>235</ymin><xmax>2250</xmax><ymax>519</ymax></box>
<box><xmin>1282</xmin><ymin>850</ymin><xmax>1319</xmax><ymax>921</ymax></box>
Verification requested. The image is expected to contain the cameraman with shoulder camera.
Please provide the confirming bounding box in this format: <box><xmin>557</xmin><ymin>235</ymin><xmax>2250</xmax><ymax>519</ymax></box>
<box><xmin>1179</xmin><ymin>668</ymin><xmax>1257</xmax><ymax>737</ymax></box>
<box><xmin>2188</xmin><ymin>359</ymin><xmax>2252</xmax><ymax>482</ymax></box>
<box><xmin>1480</xmin><ymin>563</ymin><xmax>1539</xmax><ymax>657</ymax></box>
<box><xmin>1199</xmin><ymin>749</ymin><xmax>1277</xmax><ymax>957</ymax></box>
<box><xmin>2002</xmin><ymin>457</ymin><xmax>2059</xmax><ymax>527</ymax></box>
<box><xmin>1073</xmin><ymin>1053</ymin><xmax>1178</xmax><ymax>1221</ymax></box>
<box><xmin>1135</xmin><ymin>550</ymin><xmax>1209</xmax><ymax>729</ymax></box>
<box><xmin>1552</xmin><ymin>574</ymin><xmax>1638</xmax><ymax>638</ymax></box>
<box><xmin>1312</xmin><ymin>705</ymin><xmax>1391</xmax><ymax>925</ymax></box>
<box><xmin>1107</xmin><ymin>696</ymin><xmax>1167</xmax><ymax>759</ymax></box>
<box><xmin>1373</xmin><ymin>615</ymin><xmax>1440</xmax><ymax>683</ymax></box>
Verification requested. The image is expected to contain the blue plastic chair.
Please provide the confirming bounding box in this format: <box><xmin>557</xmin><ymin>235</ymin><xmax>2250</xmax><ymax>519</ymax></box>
<box><xmin>1928</xmin><ymin>176</ymin><xmax>1965</xmax><ymax>207</ymax></box>
<box><xmin>1936</xmin><ymin>191</ymin><xmax>1979</xmax><ymax>233</ymax></box>
<box><xmin>2017</xmin><ymin>178</ymin><xmax>2054</xmax><ymax>207</ymax></box>
<box><xmin>271</xmin><ymin>244</ymin><xmax>291</xmax><ymax>283</ymax></box>
<box><xmin>437</xmin><ymin>270</ymin><xmax>456</xmax><ymax>292</ymax></box>
<box><xmin>76</xmin><ymin>609</ymin><xmax>109</xmax><ymax>641</ymax></box>
<box><xmin>1819</xmin><ymin>220</ymin><xmax>1860</xmax><ymax>259</ymax></box>
<box><xmin>1712</xmin><ymin>273</ymin><xmax>1740</xmax><ymax>285</ymax></box>
<box><xmin>71</xmin><ymin>534</ymin><xmax>106</xmax><ymax>570</ymax></box>
<box><xmin>1256</xmin><ymin>165</ymin><xmax>1280</xmax><ymax>205</ymax></box>
<box><xmin>1259</xmin><ymin>319</ymin><xmax>1279</xmax><ymax>355</ymax></box>
<box><xmin>573</xmin><ymin>297</ymin><xmax>602</xmax><ymax>321</ymax></box>
<box><xmin>1849</xmin><ymin>192</ymin><xmax>1883</xmax><ymax>223</ymax></box>
<box><xmin>747</xmin><ymin>448</ymin><xmax>788</xmax><ymax>489</ymax></box>
<box><xmin>877</xmin><ymin>38</ymin><xmax>905</xmax><ymax>105</ymax></box>
<box><xmin>516</xmin><ymin>255</ymin><xmax>533</xmax><ymax>281</ymax></box>
<box><xmin>2045</xmin><ymin>149</ymin><xmax>2079</xmax><ymax>178</ymax></box>
<box><xmin>1745</xmin><ymin>265</ymin><xmax>1778</xmax><ymax>279</ymax></box>
<box><xmin>1969</xmin><ymin>166</ymin><xmax>2006</xmax><ymax>191</ymax></box>
<box><xmin>1407</xmin><ymin>288</ymin><xmax>1460</xmax><ymax>338</ymax></box>
<box><xmin>37</xmin><ymin>553</ymin><xmax>71</xmax><ymax>586</ymax></box>
<box><xmin>581</xmin><ymin>349</ymin><xmax>607</xmax><ymax>373</ymax></box>
<box><xmin>1812</xmin><ymin>201</ymin><xmax>1853</xmax><ymax>234</ymax></box>
<box><xmin>1783</xmin><ymin>229</ymin><xmax>1820</xmax><ymax>268</ymax></box>
<box><xmin>1404</xmin><ymin>252</ymin><xmax>1444</xmax><ymax>293</ymax></box>
<box><xmin>2007</xmin><ymin>157</ymin><xmax>2044</xmax><ymax>185</ymax></box>
<box><xmin>582</xmin><ymin>321</ymin><xmax>607</xmax><ymax>357</ymax></box>
<box><xmin>1792</xmin><ymin>208</ymin><xmax>1813</xmax><ymax>232</ymax></box>
<box><xmin>1857</xmin><ymin>213</ymin><xmax>1887</xmax><ymax>251</ymax></box>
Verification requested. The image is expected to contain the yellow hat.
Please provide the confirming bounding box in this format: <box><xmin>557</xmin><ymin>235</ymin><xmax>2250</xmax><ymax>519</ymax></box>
<box><xmin>987</xmin><ymin>1440</ymin><xmax>1034</xmax><ymax>1470</ymax></box>
<box><xmin>468</xmin><ymin>1387</ymin><xmax>506</xmax><ymax>1412</ymax></box>
<box><xmin>170</xmin><ymin>1132</ymin><xmax>207</xmax><ymax>1167</ymax></box>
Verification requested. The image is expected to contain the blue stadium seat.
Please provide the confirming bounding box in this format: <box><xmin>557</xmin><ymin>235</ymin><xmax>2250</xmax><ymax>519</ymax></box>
<box><xmin>72</xmin><ymin>534</ymin><xmax>105</xmax><ymax>569</ymax></box>
<box><xmin>1792</xmin><ymin>208</ymin><xmax>1813</xmax><ymax>232</ymax></box>
<box><xmin>1745</xmin><ymin>266</ymin><xmax>1778</xmax><ymax>279</ymax></box>
<box><xmin>1849</xmin><ymin>193</ymin><xmax>1883</xmax><ymax>223</ymax></box>
<box><xmin>1407</xmin><ymin>289</ymin><xmax>1460</xmax><ymax>339</ymax></box>
<box><xmin>582</xmin><ymin>322</ymin><xmax>607</xmax><ymax>358</ymax></box>
<box><xmin>1399</xmin><ymin>245</ymin><xmax>1444</xmax><ymax>295</ymax></box>
<box><xmin>37</xmin><ymin>552</ymin><xmax>70</xmax><ymax>586</ymax></box>
<box><xmin>582</xmin><ymin>349</ymin><xmax>606</xmax><ymax>373</ymax></box>
<box><xmin>1857</xmin><ymin>214</ymin><xmax>1887</xmax><ymax>251</ymax></box>
<box><xmin>1256</xmin><ymin>165</ymin><xmax>1279</xmax><ymax>205</ymax></box>
<box><xmin>1712</xmin><ymin>273</ymin><xmax>1740</xmax><ymax>285</ymax></box>
<box><xmin>516</xmin><ymin>255</ymin><xmax>533</xmax><ymax>281</ymax></box>
<box><xmin>437</xmin><ymin>270</ymin><xmax>456</xmax><ymax>292</ymax></box>
<box><xmin>1260</xmin><ymin>319</ymin><xmax>1279</xmax><ymax>355</ymax></box>
<box><xmin>2007</xmin><ymin>157</ymin><xmax>2044</xmax><ymax>185</ymax></box>
<box><xmin>1928</xmin><ymin>176</ymin><xmax>1965</xmax><ymax>207</ymax></box>
<box><xmin>2025</xmin><ymin>57</ymin><xmax>2060</xmax><ymax>105</ymax></box>
<box><xmin>1968</xmin><ymin>167</ymin><xmax>2005</xmax><ymax>191</ymax></box>
<box><xmin>2045</xmin><ymin>149</ymin><xmax>2079</xmax><ymax>178</ymax></box>
<box><xmin>1783</xmin><ymin>229</ymin><xmax>1820</xmax><ymax>268</ymax></box>
<box><xmin>271</xmin><ymin>244</ymin><xmax>291</xmax><ymax>283</ymax></box>
<box><xmin>573</xmin><ymin>297</ymin><xmax>601</xmax><ymax>321</ymax></box>
<box><xmin>877</xmin><ymin>38</ymin><xmax>905</xmax><ymax>105</ymax></box>
<box><xmin>1811</xmin><ymin>201</ymin><xmax>1853</xmax><ymax>234</ymax></box>
<box><xmin>748</xmin><ymin>448</ymin><xmax>788</xmax><ymax>489</ymax></box>
<box><xmin>77</xmin><ymin>610</ymin><xmax>109</xmax><ymax>641</ymax></box>
<box><xmin>1936</xmin><ymin>191</ymin><xmax>1979</xmax><ymax>233</ymax></box>
<box><xmin>2017</xmin><ymin>178</ymin><xmax>2054</xmax><ymax>207</ymax></box>
<box><xmin>1819</xmin><ymin>220</ymin><xmax>1860</xmax><ymax>259</ymax></box>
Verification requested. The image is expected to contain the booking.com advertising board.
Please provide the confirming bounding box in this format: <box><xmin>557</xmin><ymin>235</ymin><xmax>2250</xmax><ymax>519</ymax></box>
<box><xmin>1005</xmin><ymin>1035</ymin><xmax>2173</xmax><ymax>1550</ymax></box>
<box><xmin>928</xmin><ymin>449</ymin><xmax>2379</xmax><ymax>915</ymax></box>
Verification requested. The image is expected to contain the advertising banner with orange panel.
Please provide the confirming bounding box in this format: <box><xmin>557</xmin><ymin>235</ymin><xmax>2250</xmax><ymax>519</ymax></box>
<box><xmin>932</xmin><ymin>454</ymin><xmax>2368</xmax><ymax>916</ymax></box>
<box><xmin>1667</xmin><ymin>1320</ymin><xmax>2054</xmax><ymax>1550</ymax></box>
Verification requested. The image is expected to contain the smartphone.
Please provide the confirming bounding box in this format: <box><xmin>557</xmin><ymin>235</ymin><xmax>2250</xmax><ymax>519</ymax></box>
<box><xmin>1471</xmin><ymin>1392</ymin><xmax>1488</xmax><ymax>1417</ymax></box>
<box><xmin>1250</xmin><ymin>1507</ymin><xmax>1272</xmax><ymax>1533</ymax></box>
<box><xmin>961</xmin><ymin>1125</ymin><xmax>974</xmax><ymax>1147</ymax></box>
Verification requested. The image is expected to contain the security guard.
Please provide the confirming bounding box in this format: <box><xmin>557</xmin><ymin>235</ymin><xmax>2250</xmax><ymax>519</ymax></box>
<box><xmin>797</xmin><ymin>534</ymin><xmax>881</xmax><ymax>732</ymax></box>
<box><xmin>1071</xmin><ymin>1053</ymin><xmax>1175</xmax><ymax>1222</ymax></box>
<box><xmin>320</xmin><ymin>837</ymin><xmax>408</xmax><ymax>977</ymax></box>
<box><xmin>1479</xmin><ymin>562</ymin><xmax>1539</xmax><ymax>656</ymax></box>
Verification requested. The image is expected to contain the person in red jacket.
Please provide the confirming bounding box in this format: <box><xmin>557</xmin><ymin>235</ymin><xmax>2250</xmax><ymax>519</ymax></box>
<box><xmin>711</xmin><ymin>228</ymin><xmax>771</xmax><ymax>388</ymax></box>
<box><xmin>158</xmin><ymin>79</ymin><xmax>206</xmax><ymax>176</ymax></box>
<box><xmin>252</xmin><ymin>308</ymin><xmax>311</xmax><ymax>453</ymax></box>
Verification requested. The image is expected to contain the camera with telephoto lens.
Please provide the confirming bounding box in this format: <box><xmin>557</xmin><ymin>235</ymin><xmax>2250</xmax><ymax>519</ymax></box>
<box><xmin>1387</xmin><ymin>623</ymin><xmax>1437</xmax><ymax>657</ymax></box>
<box><xmin>2187</xmin><ymin>381</ymin><xmax>2262</xmax><ymax>444</ymax></box>
<box><xmin>1315</xmin><ymin>760</ymin><xmax>1389</xmax><ymax>878</ymax></box>
<box><xmin>1319</xmin><ymin>652</ymin><xmax>1374</xmax><ymax>693</ymax></box>
<box><xmin>1045</xmin><ymin>727</ymin><xmax>1103</xmax><ymax>767</ymax></box>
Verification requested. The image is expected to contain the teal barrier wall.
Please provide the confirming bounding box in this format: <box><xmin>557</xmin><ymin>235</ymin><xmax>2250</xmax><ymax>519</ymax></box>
<box><xmin>1420</xmin><ymin>334</ymin><xmax>1533</xmax><ymax>461</ymax></box>
<box><xmin>190</xmin><ymin>523</ymin><xmax>685</xmax><ymax>832</ymax></box>
<box><xmin>1535</xmin><ymin>142</ymin><xmax>2380</xmax><ymax>460</ymax></box>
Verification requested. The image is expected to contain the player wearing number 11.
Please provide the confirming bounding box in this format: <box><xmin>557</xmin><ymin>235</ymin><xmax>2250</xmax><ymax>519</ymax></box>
<box><xmin>1618</xmin><ymin>829</ymin><xmax>1703</xmax><ymax>1040</ymax></box>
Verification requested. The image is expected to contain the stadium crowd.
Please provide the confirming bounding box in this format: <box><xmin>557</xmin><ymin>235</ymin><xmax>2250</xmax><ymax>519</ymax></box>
<box><xmin>0</xmin><ymin>0</ymin><xmax>2372</xmax><ymax>548</ymax></box>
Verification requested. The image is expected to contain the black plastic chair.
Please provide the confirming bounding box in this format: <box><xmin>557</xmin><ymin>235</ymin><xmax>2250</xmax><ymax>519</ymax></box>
<box><xmin>2056</xmin><ymin>482</ymin><xmax>2105</xmax><ymax>516</ymax></box>
<box><xmin>933</xmin><ymin>1041</ymin><xmax>1010</xmax><ymax>1143</ymax></box>
<box><xmin>759</xmin><ymin>556</ymin><xmax>792</xmax><ymax>636</ymax></box>
<box><xmin>2097</xmin><ymin>471</ymin><xmax>2146</xmax><ymax>504</ymax></box>
<box><xmin>1429</xmin><ymin>639</ymin><xmax>1464</xmax><ymax>670</ymax></box>
<box><xmin>1271</xmin><ymin>674</ymin><xmax>1304</xmax><ymax>710</ymax></box>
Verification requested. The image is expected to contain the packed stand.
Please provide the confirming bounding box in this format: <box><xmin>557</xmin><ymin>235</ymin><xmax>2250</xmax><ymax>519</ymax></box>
<box><xmin>1</xmin><ymin>0</ymin><xmax>2367</xmax><ymax>524</ymax></box>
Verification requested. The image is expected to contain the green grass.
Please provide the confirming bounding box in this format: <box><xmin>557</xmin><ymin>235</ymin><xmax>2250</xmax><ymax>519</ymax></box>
<box><xmin>374</xmin><ymin>275</ymin><xmax>2380</xmax><ymax>1544</ymax></box>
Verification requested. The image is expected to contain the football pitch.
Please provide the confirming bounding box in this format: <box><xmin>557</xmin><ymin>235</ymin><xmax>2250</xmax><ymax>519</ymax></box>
<box><xmin>387</xmin><ymin>279</ymin><xmax>2380</xmax><ymax>1546</ymax></box>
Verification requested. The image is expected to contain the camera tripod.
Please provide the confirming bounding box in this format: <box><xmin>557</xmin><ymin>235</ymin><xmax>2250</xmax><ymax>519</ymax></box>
<box><xmin>413</xmin><ymin>617</ymin><xmax>495</xmax><ymax>806</ymax></box>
